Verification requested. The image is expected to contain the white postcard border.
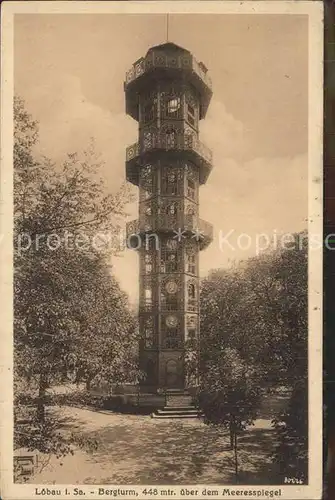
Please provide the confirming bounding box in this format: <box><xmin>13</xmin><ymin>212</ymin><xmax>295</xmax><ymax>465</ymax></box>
<box><xmin>0</xmin><ymin>2</ymin><xmax>324</xmax><ymax>499</ymax></box>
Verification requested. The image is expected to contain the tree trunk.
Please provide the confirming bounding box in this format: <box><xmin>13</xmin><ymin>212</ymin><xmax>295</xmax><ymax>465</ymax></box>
<box><xmin>230</xmin><ymin>420</ymin><xmax>234</xmax><ymax>450</ymax></box>
<box><xmin>37</xmin><ymin>373</ymin><xmax>47</xmax><ymax>423</ymax></box>
<box><xmin>61</xmin><ymin>364</ymin><xmax>68</xmax><ymax>382</ymax></box>
<box><xmin>75</xmin><ymin>368</ymin><xmax>82</xmax><ymax>387</ymax></box>
<box><xmin>234</xmin><ymin>431</ymin><xmax>238</xmax><ymax>483</ymax></box>
<box><xmin>86</xmin><ymin>376</ymin><xmax>92</xmax><ymax>391</ymax></box>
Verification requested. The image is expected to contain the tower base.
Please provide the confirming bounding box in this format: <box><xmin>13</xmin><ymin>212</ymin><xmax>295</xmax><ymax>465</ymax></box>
<box><xmin>151</xmin><ymin>389</ymin><xmax>201</xmax><ymax>419</ymax></box>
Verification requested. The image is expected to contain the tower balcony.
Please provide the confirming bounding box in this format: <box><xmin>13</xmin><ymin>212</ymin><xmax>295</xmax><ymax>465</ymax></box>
<box><xmin>126</xmin><ymin>216</ymin><xmax>213</xmax><ymax>251</ymax></box>
<box><xmin>125</xmin><ymin>54</ymin><xmax>212</xmax><ymax>93</ymax></box>
<box><xmin>196</xmin><ymin>218</ymin><xmax>214</xmax><ymax>250</ymax></box>
<box><xmin>125</xmin><ymin>133</ymin><xmax>213</xmax><ymax>186</ymax></box>
<box><xmin>124</xmin><ymin>43</ymin><xmax>212</xmax><ymax>121</ymax></box>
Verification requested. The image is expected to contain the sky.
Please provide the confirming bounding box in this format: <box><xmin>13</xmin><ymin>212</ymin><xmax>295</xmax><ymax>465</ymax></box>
<box><xmin>14</xmin><ymin>13</ymin><xmax>308</xmax><ymax>305</ymax></box>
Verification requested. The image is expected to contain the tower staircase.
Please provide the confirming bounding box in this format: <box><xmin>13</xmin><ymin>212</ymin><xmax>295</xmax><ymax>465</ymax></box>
<box><xmin>151</xmin><ymin>390</ymin><xmax>202</xmax><ymax>419</ymax></box>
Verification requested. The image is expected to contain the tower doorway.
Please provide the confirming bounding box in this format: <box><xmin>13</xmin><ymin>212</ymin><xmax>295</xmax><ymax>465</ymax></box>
<box><xmin>165</xmin><ymin>359</ymin><xmax>181</xmax><ymax>389</ymax></box>
<box><xmin>145</xmin><ymin>359</ymin><xmax>155</xmax><ymax>386</ymax></box>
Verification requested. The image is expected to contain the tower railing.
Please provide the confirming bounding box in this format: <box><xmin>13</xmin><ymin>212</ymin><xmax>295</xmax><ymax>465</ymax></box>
<box><xmin>126</xmin><ymin>216</ymin><xmax>213</xmax><ymax>242</ymax></box>
<box><xmin>192</xmin><ymin>59</ymin><xmax>212</xmax><ymax>88</ymax></box>
<box><xmin>126</xmin><ymin>132</ymin><xmax>213</xmax><ymax>165</ymax></box>
<box><xmin>198</xmin><ymin>218</ymin><xmax>214</xmax><ymax>241</ymax></box>
<box><xmin>124</xmin><ymin>54</ymin><xmax>212</xmax><ymax>90</ymax></box>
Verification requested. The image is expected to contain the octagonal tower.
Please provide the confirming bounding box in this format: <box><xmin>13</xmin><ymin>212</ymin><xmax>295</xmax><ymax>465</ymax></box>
<box><xmin>125</xmin><ymin>42</ymin><xmax>213</xmax><ymax>392</ymax></box>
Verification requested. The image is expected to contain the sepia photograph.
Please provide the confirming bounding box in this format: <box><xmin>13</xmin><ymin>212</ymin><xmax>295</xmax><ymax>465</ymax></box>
<box><xmin>0</xmin><ymin>2</ymin><xmax>323</xmax><ymax>499</ymax></box>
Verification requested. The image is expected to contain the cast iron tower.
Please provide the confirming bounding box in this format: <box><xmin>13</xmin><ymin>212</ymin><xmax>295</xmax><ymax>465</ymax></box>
<box><xmin>125</xmin><ymin>42</ymin><xmax>213</xmax><ymax>392</ymax></box>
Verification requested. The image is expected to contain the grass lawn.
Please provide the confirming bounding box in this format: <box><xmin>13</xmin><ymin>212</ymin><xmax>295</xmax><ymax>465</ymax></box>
<box><xmin>28</xmin><ymin>405</ymin><xmax>280</xmax><ymax>485</ymax></box>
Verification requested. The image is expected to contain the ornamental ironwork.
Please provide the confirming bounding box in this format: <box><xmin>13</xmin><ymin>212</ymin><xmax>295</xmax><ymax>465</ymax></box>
<box><xmin>126</xmin><ymin>132</ymin><xmax>212</xmax><ymax>164</ymax></box>
<box><xmin>124</xmin><ymin>50</ymin><xmax>212</xmax><ymax>91</ymax></box>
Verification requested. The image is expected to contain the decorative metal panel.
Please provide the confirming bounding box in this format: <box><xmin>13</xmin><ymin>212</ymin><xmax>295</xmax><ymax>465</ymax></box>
<box><xmin>139</xmin><ymin>246</ymin><xmax>158</xmax><ymax>276</ymax></box>
<box><xmin>126</xmin><ymin>142</ymin><xmax>140</xmax><ymax>161</ymax></box>
<box><xmin>160</xmin><ymin>274</ymin><xmax>183</xmax><ymax>312</ymax></box>
<box><xmin>160</xmin><ymin>314</ymin><xmax>183</xmax><ymax>349</ymax></box>
<box><xmin>160</xmin><ymin>164</ymin><xmax>183</xmax><ymax>196</ymax></box>
<box><xmin>186</xmin><ymin>278</ymin><xmax>199</xmax><ymax>313</ymax></box>
<box><xmin>139</xmin><ymin>276</ymin><xmax>158</xmax><ymax>311</ymax></box>
<box><xmin>139</xmin><ymin>163</ymin><xmax>157</xmax><ymax>202</ymax></box>
<box><xmin>140</xmin><ymin>314</ymin><xmax>156</xmax><ymax>349</ymax></box>
<box><xmin>159</xmin><ymin>237</ymin><xmax>183</xmax><ymax>274</ymax></box>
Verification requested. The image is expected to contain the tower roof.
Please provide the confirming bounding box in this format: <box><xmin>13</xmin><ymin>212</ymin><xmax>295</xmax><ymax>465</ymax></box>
<box><xmin>146</xmin><ymin>42</ymin><xmax>190</xmax><ymax>55</ymax></box>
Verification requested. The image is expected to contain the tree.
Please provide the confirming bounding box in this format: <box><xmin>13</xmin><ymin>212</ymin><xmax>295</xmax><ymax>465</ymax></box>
<box><xmin>69</xmin><ymin>263</ymin><xmax>140</xmax><ymax>391</ymax></box>
<box><xmin>272</xmin><ymin>377</ymin><xmax>308</xmax><ymax>482</ymax></box>
<box><xmin>199</xmin><ymin>235</ymin><xmax>308</xmax><ymax>482</ymax></box>
<box><xmin>199</xmin><ymin>266</ymin><xmax>256</xmax><ymax>374</ymax></box>
<box><xmin>13</xmin><ymin>96</ymin><xmax>139</xmax><ymax>471</ymax></box>
<box><xmin>184</xmin><ymin>337</ymin><xmax>199</xmax><ymax>389</ymax></box>
<box><xmin>198</xmin><ymin>347</ymin><xmax>263</xmax><ymax>482</ymax></box>
<box><xmin>200</xmin><ymin>235</ymin><xmax>307</xmax><ymax>386</ymax></box>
